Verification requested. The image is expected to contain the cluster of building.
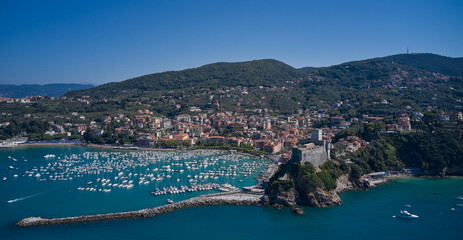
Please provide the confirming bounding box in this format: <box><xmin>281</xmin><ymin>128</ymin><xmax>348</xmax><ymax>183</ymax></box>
<box><xmin>337</xmin><ymin>136</ymin><xmax>368</xmax><ymax>152</ymax></box>
<box><xmin>2</xmin><ymin>75</ymin><xmax>463</xmax><ymax>158</ymax></box>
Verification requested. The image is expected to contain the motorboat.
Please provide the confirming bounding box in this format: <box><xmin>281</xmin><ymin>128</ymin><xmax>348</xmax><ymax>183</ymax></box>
<box><xmin>167</xmin><ymin>199</ymin><xmax>174</xmax><ymax>204</ymax></box>
<box><xmin>456</xmin><ymin>196</ymin><xmax>463</xmax><ymax>200</ymax></box>
<box><xmin>399</xmin><ymin>210</ymin><xmax>419</xmax><ymax>219</ymax></box>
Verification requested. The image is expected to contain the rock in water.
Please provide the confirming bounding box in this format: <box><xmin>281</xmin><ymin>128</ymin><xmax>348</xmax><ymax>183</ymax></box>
<box><xmin>292</xmin><ymin>207</ymin><xmax>304</xmax><ymax>215</ymax></box>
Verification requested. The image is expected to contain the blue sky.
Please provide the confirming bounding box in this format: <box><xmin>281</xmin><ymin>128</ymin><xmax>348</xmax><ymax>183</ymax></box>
<box><xmin>1</xmin><ymin>0</ymin><xmax>462</xmax><ymax>85</ymax></box>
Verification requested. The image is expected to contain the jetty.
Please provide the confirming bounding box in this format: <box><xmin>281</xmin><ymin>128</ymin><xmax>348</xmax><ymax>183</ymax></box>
<box><xmin>16</xmin><ymin>191</ymin><xmax>264</xmax><ymax>227</ymax></box>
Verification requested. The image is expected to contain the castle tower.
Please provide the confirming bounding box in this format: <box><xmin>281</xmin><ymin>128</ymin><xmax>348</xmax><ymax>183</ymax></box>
<box><xmin>311</xmin><ymin>129</ymin><xmax>322</xmax><ymax>142</ymax></box>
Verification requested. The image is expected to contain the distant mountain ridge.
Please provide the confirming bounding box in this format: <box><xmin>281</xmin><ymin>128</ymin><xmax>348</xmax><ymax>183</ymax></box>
<box><xmin>65</xmin><ymin>53</ymin><xmax>462</xmax><ymax>99</ymax></box>
<box><xmin>0</xmin><ymin>84</ymin><xmax>94</xmax><ymax>98</ymax></box>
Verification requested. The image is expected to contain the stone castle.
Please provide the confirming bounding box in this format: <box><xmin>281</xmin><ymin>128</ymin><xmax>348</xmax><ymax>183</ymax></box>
<box><xmin>290</xmin><ymin>129</ymin><xmax>330</xmax><ymax>168</ymax></box>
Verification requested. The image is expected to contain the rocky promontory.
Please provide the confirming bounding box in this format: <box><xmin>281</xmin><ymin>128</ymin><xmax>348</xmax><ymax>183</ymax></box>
<box><xmin>264</xmin><ymin>161</ymin><xmax>353</xmax><ymax>208</ymax></box>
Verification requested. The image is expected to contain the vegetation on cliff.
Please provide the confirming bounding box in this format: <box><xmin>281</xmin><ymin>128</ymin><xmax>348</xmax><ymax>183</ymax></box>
<box><xmin>265</xmin><ymin>160</ymin><xmax>350</xmax><ymax>207</ymax></box>
<box><xmin>338</xmin><ymin>117</ymin><xmax>463</xmax><ymax>175</ymax></box>
<box><xmin>266</xmin><ymin>164</ymin><xmax>295</xmax><ymax>196</ymax></box>
<box><xmin>290</xmin><ymin>161</ymin><xmax>349</xmax><ymax>191</ymax></box>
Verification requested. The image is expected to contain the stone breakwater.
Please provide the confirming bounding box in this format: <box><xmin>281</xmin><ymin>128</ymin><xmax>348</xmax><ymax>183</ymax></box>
<box><xmin>16</xmin><ymin>191</ymin><xmax>264</xmax><ymax>227</ymax></box>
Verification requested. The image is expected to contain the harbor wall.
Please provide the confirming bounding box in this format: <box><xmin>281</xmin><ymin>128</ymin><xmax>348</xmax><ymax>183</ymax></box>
<box><xmin>16</xmin><ymin>192</ymin><xmax>264</xmax><ymax>227</ymax></box>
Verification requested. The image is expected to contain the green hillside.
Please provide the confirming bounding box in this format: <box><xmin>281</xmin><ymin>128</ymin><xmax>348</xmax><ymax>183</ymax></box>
<box><xmin>385</xmin><ymin>53</ymin><xmax>463</xmax><ymax>76</ymax></box>
<box><xmin>66</xmin><ymin>59</ymin><xmax>303</xmax><ymax>99</ymax></box>
<box><xmin>67</xmin><ymin>53</ymin><xmax>463</xmax><ymax>100</ymax></box>
<box><xmin>61</xmin><ymin>53</ymin><xmax>463</xmax><ymax>115</ymax></box>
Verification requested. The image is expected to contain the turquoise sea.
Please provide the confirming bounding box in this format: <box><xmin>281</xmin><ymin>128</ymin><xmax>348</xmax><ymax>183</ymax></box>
<box><xmin>1</xmin><ymin>146</ymin><xmax>462</xmax><ymax>240</ymax></box>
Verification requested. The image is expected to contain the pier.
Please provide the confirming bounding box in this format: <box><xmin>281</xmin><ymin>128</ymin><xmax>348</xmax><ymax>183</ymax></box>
<box><xmin>16</xmin><ymin>191</ymin><xmax>265</xmax><ymax>227</ymax></box>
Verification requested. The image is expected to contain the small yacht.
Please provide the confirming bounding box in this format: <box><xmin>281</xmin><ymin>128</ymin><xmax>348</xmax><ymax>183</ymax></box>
<box><xmin>456</xmin><ymin>196</ymin><xmax>463</xmax><ymax>200</ymax></box>
<box><xmin>451</xmin><ymin>208</ymin><xmax>458</xmax><ymax>212</ymax></box>
<box><xmin>167</xmin><ymin>199</ymin><xmax>174</xmax><ymax>204</ymax></box>
<box><xmin>44</xmin><ymin>154</ymin><xmax>56</xmax><ymax>159</ymax></box>
<box><xmin>404</xmin><ymin>204</ymin><xmax>411</xmax><ymax>208</ymax></box>
<box><xmin>399</xmin><ymin>210</ymin><xmax>419</xmax><ymax>219</ymax></box>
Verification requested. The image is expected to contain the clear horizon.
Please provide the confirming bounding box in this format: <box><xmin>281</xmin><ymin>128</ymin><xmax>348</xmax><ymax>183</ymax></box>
<box><xmin>1</xmin><ymin>0</ymin><xmax>462</xmax><ymax>85</ymax></box>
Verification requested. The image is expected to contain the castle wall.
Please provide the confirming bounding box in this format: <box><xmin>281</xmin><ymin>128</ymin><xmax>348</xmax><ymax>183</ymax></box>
<box><xmin>291</xmin><ymin>142</ymin><xmax>330</xmax><ymax>168</ymax></box>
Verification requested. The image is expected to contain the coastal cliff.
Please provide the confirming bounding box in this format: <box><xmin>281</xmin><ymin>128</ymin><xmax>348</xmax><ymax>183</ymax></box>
<box><xmin>265</xmin><ymin>161</ymin><xmax>350</xmax><ymax>208</ymax></box>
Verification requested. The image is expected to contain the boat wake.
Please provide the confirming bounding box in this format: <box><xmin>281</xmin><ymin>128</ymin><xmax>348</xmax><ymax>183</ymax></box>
<box><xmin>7</xmin><ymin>192</ymin><xmax>46</xmax><ymax>203</ymax></box>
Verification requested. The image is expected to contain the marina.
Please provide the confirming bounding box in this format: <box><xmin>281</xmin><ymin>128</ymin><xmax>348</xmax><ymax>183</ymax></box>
<box><xmin>3</xmin><ymin>148</ymin><xmax>269</xmax><ymax>199</ymax></box>
<box><xmin>1</xmin><ymin>146</ymin><xmax>463</xmax><ymax>240</ymax></box>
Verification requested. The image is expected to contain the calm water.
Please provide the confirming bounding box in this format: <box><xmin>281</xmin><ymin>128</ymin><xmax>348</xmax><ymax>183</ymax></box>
<box><xmin>1</xmin><ymin>146</ymin><xmax>462</xmax><ymax>240</ymax></box>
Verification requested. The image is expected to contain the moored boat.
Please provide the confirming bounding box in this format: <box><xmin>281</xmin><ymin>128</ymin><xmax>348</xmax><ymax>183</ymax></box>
<box><xmin>399</xmin><ymin>210</ymin><xmax>419</xmax><ymax>219</ymax></box>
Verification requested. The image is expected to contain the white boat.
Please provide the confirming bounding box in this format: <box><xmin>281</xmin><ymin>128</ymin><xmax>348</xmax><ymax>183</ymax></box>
<box><xmin>167</xmin><ymin>199</ymin><xmax>174</xmax><ymax>204</ymax></box>
<box><xmin>456</xmin><ymin>196</ymin><xmax>463</xmax><ymax>200</ymax></box>
<box><xmin>399</xmin><ymin>210</ymin><xmax>419</xmax><ymax>219</ymax></box>
<box><xmin>2</xmin><ymin>177</ymin><xmax>6</xmax><ymax>181</ymax></box>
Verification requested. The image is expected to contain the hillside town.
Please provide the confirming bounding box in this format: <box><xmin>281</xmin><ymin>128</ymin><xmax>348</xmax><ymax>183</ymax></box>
<box><xmin>2</xmin><ymin>93</ymin><xmax>462</xmax><ymax>161</ymax></box>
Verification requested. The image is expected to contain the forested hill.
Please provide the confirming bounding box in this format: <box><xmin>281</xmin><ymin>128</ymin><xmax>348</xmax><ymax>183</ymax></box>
<box><xmin>65</xmin><ymin>59</ymin><xmax>303</xmax><ymax>99</ymax></box>
<box><xmin>384</xmin><ymin>53</ymin><xmax>463</xmax><ymax>76</ymax></box>
<box><xmin>313</xmin><ymin>53</ymin><xmax>463</xmax><ymax>76</ymax></box>
<box><xmin>302</xmin><ymin>53</ymin><xmax>463</xmax><ymax>89</ymax></box>
<box><xmin>0</xmin><ymin>84</ymin><xmax>94</xmax><ymax>98</ymax></box>
<box><xmin>64</xmin><ymin>53</ymin><xmax>463</xmax><ymax>105</ymax></box>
